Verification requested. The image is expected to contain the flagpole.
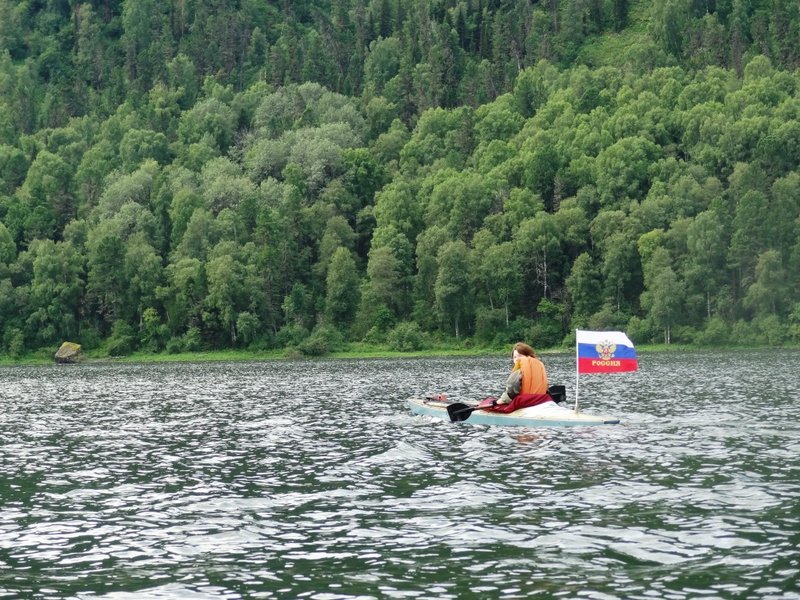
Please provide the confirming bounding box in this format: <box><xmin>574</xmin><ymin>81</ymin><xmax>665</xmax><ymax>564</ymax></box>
<box><xmin>574</xmin><ymin>329</ymin><xmax>580</xmax><ymax>413</ymax></box>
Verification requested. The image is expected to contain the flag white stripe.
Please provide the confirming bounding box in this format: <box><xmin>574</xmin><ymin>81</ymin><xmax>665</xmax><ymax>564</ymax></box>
<box><xmin>576</xmin><ymin>329</ymin><xmax>635</xmax><ymax>347</ymax></box>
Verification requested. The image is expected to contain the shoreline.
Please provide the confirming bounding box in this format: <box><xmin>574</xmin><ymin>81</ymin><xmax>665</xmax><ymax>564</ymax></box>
<box><xmin>1</xmin><ymin>343</ymin><xmax>796</xmax><ymax>367</ymax></box>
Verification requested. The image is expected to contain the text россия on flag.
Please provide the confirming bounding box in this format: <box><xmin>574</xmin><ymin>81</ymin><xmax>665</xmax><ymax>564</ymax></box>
<box><xmin>576</xmin><ymin>329</ymin><xmax>638</xmax><ymax>374</ymax></box>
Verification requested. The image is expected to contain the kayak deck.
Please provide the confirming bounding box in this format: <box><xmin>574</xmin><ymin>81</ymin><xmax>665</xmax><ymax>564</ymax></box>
<box><xmin>407</xmin><ymin>397</ymin><xmax>620</xmax><ymax>427</ymax></box>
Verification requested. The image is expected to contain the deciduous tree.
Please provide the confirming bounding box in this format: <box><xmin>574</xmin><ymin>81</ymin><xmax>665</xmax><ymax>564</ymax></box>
<box><xmin>435</xmin><ymin>239</ymin><xmax>472</xmax><ymax>337</ymax></box>
<box><xmin>325</xmin><ymin>246</ymin><xmax>360</xmax><ymax>326</ymax></box>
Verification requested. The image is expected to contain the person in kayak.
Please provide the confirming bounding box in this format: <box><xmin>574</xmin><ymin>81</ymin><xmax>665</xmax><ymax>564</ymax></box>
<box><xmin>488</xmin><ymin>342</ymin><xmax>550</xmax><ymax>412</ymax></box>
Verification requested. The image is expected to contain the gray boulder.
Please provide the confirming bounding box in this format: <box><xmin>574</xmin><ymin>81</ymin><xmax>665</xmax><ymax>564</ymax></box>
<box><xmin>55</xmin><ymin>342</ymin><xmax>83</xmax><ymax>364</ymax></box>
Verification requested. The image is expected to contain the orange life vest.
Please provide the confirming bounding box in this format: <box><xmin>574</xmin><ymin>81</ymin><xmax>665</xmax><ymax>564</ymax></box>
<box><xmin>515</xmin><ymin>355</ymin><xmax>548</xmax><ymax>395</ymax></box>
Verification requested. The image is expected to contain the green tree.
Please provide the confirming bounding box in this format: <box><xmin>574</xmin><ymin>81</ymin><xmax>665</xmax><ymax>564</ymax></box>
<box><xmin>473</xmin><ymin>240</ymin><xmax>521</xmax><ymax>326</ymax></box>
<box><xmin>400</xmin><ymin>106</ymin><xmax>474</xmax><ymax>171</ymax></box>
<box><xmin>94</xmin><ymin>161</ymin><xmax>160</xmax><ymax>220</ymax></box>
<box><xmin>595</xmin><ymin>136</ymin><xmax>661</xmax><ymax>208</ymax></box>
<box><xmin>533</xmin><ymin>297</ymin><xmax>567</xmax><ymax>348</ymax></box>
<box><xmin>166</xmin><ymin>53</ymin><xmax>200</xmax><ymax>107</ymax></box>
<box><xmin>119</xmin><ymin>129</ymin><xmax>171</xmax><ymax>172</ymax></box>
<box><xmin>484</xmin><ymin>187</ymin><xmax>544</xmax><ymax>240</ymax></box>
<box><xmin>474</xmin><ymin>94</ymin><xmax>525</xmax><ymax>144</ymax></box>
<box><xmin>519</xmin><ymin>130</ymin><xmax>561</xmax><ymax>208</ymax></box>
<box><xmin>121</xmin><ymin>0</ymin><xmax>170</xmax><ymax>91</ymax></box>
<box><xmin>373</xmin><ymin>178</ymin><xmax>423</xmax><ymax>240</ymax></box>
<box><xmin>650</xmin><ymin>0</ymin><xmax>689</xmax><ymax>58</ymax></box>
<box><xmin>17</xmin><ymin>150</ymin><xmax>74</xmax><ymax>241</ymax></box>
<box><xmin>371</xmin><ymin>117</ymin><xmax>411</xmax><ymax>167</ymax></box>
<box><xmin>640</xmin><ymin>246</ymin><xmax>682</xmax><ymax>344</ymax></box>
<box><xmin>426</xmin><ymin>170</ymin><xmax>495</xmax><ymax>241</ymax></box>
<box><xmin>85</xmin><ymin>232</ymin><xmax>126</xmax><ymax>328</ymax></box>
<box><xmin>200</xmin><ymin>157</ymin><xmax>258</xmax><ymax>217</ymax></box>
<box><xmin>0</xmin><ymin>101</ymin><xmax>16</xmax><ymax>147</ymax></box>
<box><xmin>74</xmin><ymin>140</ymin><xmax>120</xmax><ymax>216</ymax></box>
<box><xmin>315</xmin><ymin>215</ymin><xmax>357</xmax><ymax>282</ymax></box>
<box><xmin>282</xmin><ymin>282</ymin><xmax>314</xmax><ymax>331</ymax></box>
<box><xmin>744</xmin><ymin>249</ymin><xmax>788</xmax><ymax>318</ymax></box>
<box><xmin>284</xmin><ymin>123</ymin><xmax>362</xmax><ymax>194</ymax></box>
<box><xmin>123</xmin><ymin>235</ymin><xmax>164</xmax><ymax>325</ymax></box>
<box><xmin>435</xmin><ymin>239</ymin><xmax>472</xmax><ymax>337</ymax></box>
<box><xmin>685</xmin><ymin>209</ymin><xmax>729</xmax><ymax>321</ymax></box>
<box><xmin>364</xmin><ymin>96</ymin><xmax>400</xmax><ymax>141</ymax></box>
<box><xmin>768</xmin><ymin>173</ymin><xmax>800</xmax><ymax>262</ymax></box>
<box><xmin>413</xmin><ymin>225</ymin><xmax>449</xmax><ymax>329</ymax></box>
<box><xmin>566</xmin><ymin>252</ymin><xmax>602</xmax><ymax>324</ymax></box>
<box><xmin>0</xmin><ymin>143</ymin><xmax>27</xmax><ymax>194</ymax></box>
<box><xmin>0</xmin><ymin>2</ymin><xmax>25</xmax><ymax>61</ymax></box>
<box><xmin>0</xmin><ymin>220</ymin><xmax>15</xmax><ymax>267</ymax></box>
<box><xmin>173</xmin><ymin>208</ymin><xmax>221</xmax><ymax>261</ymax></box>
<box><xmin>24</xmin><ymin>239</ymin><xmax>84</xmax><ymax>346</ymax></box>
<box><xmin>325</xmin><ymin>246</ymin><xmax>360</xmax><ymax>327</ymax></box>
<box><xmin>601</xmin><ymin>231</ymin><xmax>639</xmax><ymax>312</ymax></box>
<box><xmin>553</xmin><ymin>202</ymin><xmax>591</xmax><ymax>260</ymax></box>
<box><xmin>513</xmin><ymin>61</ymin><xmax>558</xmax><ymax>118</ymax></box>
<box><xmin>76</xmin><ymin>4</ymin><xmax>114</xmax><ymax>90</ymax></box>
<box><xmin>363</xmin><ymin>36</ymin><xmax>403</xmax><ymax>96</ymax></box>
<box><xmin>140</xmin><ymin>307</ymin><xmax>166</xmax><ymax>351</ymax></box>
<box><xmin>364</xmin><ymin>243</ymin><xmax>405</xmax><ymax>317</ymax></box>
<box><xmin>341</xmin><ymin>147</ymin><xmax>388</xmax><ymax>213</ymax></box>
<box><xmin>728</xmin><ymin>189</ymin><xmax>769</xmax><ymax>288</ymax></box>
<box><xmin>178</xmin><ymin>96</ymin><xmax>238</xmax><ymax>152</ymax></box>
<box><xmin>205</xmin><ymin>250</ymin><xmax>247</xmax><ymax>344</ymax></box>
<box><xmin>514</xmin><ymin>212</ymin><xmax>563</xmax><ymax>301</ymax></box>
<box><xmin>168</xmin><ymin>187</ymin><xmax>203</xmax><ymax>248</ymax></box>
<box><xmin>613</xmin><ymin>0</ymin><xmax>629</xmax><ymax>32</ymax></box>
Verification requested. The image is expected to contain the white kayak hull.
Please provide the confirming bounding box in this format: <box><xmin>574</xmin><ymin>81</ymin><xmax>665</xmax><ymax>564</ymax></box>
<box><xmin>407</xmin><ymin>397</ymin><xmax>620</xmax><ymax>427</ymax></box>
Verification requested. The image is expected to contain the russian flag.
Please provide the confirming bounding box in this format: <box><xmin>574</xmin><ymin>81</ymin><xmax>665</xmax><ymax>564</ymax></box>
<box><xmin>576</xmin><ymin>329</ymin><xmax>638</xmax><ymax>374</ymax></box>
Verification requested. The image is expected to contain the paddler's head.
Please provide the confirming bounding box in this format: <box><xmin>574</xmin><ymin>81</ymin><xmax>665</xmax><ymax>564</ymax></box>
<box><xmin>512</xmin><ymin>342</ymin><xmax>536</xmax><ymax>360</ymax></box>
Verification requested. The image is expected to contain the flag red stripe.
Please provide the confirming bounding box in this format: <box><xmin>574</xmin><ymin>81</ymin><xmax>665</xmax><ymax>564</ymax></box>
<box><xmin>578</xmin><ymin>357</ymin><xmax>638</xmax><ymax>373</ymax></box>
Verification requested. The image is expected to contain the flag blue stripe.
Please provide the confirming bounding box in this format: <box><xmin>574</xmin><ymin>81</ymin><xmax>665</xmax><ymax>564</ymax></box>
<box><xmin>577</xmin><ymin>343</ymin><xmax>637</xmax><ymax>359</ymax></box>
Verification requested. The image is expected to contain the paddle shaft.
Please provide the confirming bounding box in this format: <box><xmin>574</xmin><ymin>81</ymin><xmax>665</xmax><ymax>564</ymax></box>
<box><xmin>447</xmin><ymin>401</ymin><xmax>496</xmax><ymax>422</ymax></box>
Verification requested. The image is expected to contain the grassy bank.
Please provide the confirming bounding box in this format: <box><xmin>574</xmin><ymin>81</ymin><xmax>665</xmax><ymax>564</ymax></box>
<box><xmin>1</xmin><ymin>341</ymin><xmax>794</xmax><ymax>367</ymax></box>
<box><xmin>0</xmin><ymin>343</ymin><xmax>504</xmax><ymax>366</ymax></box>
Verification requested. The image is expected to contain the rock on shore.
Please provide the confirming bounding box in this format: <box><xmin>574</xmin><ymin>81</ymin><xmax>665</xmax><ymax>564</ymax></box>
<box><xmin>55</xmin><ymin>342</ymin><xmax>82</xmax><ymax>364</ymax></box>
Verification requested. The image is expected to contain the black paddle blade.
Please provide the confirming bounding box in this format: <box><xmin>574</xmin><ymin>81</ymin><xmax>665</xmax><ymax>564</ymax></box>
<box><xmin>446</xmin><ymin>402</ymin><xmax>475</xmax><ymax>422</ymax></box>
<box><xmin>547</xmin><ymin>385</ymin><xmax>567</xmax><ymax>403</ymax></box>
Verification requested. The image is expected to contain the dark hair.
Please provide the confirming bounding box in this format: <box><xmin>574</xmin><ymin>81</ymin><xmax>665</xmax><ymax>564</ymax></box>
<box><xmin>513</xmin><ymin>342</ymin><xmax>536</xmax><ymax>358</ymax></box>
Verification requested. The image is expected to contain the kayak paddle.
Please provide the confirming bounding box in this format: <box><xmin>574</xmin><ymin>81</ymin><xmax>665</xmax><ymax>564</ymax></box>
<box><xmin>447</xmin><ymin>399</ymin><xmax>497</xmax><ymax>422</ymax></box>
<box><xmin>547</xmin><ymin>385</ymin><xmax>566</xmax><ymax>403</ymax></box>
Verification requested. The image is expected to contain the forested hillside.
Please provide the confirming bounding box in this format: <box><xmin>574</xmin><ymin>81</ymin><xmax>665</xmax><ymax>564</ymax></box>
<box><xmin>1</xmin><ymin>0</ymin><xmax>799</xmax><ymax>357</ymax></box>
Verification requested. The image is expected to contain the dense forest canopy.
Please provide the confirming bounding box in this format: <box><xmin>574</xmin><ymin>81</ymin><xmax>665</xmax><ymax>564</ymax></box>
<box><xmin>0</xmin><ymin>0</ymin><xmax>799</xmax><ymax>357</ymax></box>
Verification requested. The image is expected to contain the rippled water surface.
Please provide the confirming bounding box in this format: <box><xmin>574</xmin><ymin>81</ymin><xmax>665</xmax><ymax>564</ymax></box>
<box><xmin>1</xmin><ymin>350</ymin><xmax>799</xmax><ymax>599</ymax></box>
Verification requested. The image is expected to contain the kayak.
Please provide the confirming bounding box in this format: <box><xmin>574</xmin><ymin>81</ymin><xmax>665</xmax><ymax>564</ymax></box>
<box><xmin>406</xmin><ymin>396</ymin><xmax>620</xmax><ymax>427</ymax></box>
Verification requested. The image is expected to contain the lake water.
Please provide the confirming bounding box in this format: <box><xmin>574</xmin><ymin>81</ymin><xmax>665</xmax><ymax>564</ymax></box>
<box><xmin>1</xmin><ymin>349</ymin><xmax>798</xmax><ymax>599</ymax></box>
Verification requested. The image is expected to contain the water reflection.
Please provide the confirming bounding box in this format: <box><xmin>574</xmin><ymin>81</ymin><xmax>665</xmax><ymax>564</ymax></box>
<box><xmin>0</xmin><ymin>349</ymin><xmax>798</xmax><ymax>599</ymax></box>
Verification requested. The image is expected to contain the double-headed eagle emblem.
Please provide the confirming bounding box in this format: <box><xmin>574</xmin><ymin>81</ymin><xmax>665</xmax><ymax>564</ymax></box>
<box><xmin>596</xmin><ymin>340</ymin><xmax>617</xmax><ymax>360</ymax></box>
